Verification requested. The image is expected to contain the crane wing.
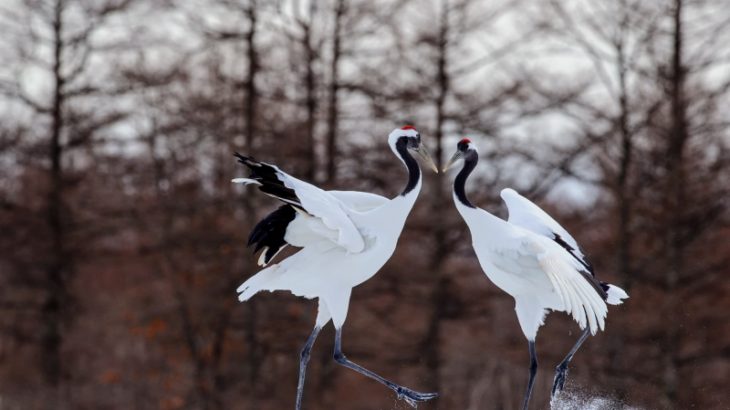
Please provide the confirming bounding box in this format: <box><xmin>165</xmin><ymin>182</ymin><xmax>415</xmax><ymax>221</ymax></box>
<box><xmin>530</xmin><ymin>237</ymin><xmax>607</xmax><ymax>334</ymax></box>
<box><xmin>491</xmin><ymin>234</ymin><xmax>607</xmax><ymax>335</ymax></box>
<box><xmin>500</xmin><ymin>188</ymin><xmax>594</xmax><ymax>275</ymax></box>
<box><xmin>233</xmin><ymin>154</ymin><xmax>366</xmax><ymax>253</ymax></box>
<box><xmin>327</xmin><ymin>190</ymin><xmax>389</xmax><ymax>212</ymax></box>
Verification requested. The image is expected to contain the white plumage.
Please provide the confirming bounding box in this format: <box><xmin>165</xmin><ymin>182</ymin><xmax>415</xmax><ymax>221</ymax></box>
<box><xmin>501</xmin><ymin>188</ymin><xmax>587</xmax><ymax>264</ymax></box>
<box><xmin>501</xmin><ymin>188</ymin><xmax>628</xmax><ymax>327</ymax></box>
<box><xmin>235</xmin><ymin>187</ymin><xmax>413</xmax><ymax>301</ymax></box>
<box><xmin>233</xmin><ymin>126</ymin><xmax>438</xmax><ymax>409</ymax></box>
<box><xmin>233</xmin><ymin>169</ymin><xmax>367</xmax><ymax>253</ymax></box>
<box><xmin>444</xmin><ymin>138</ymin><xmax>628</xmax><ymax>409</ymax></box>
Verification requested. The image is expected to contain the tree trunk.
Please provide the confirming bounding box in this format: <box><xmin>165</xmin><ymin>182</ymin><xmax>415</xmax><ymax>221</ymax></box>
<box><xmin>244</xmin><ymin>0</ymin><xmax>258</xmax><ymax>154</ymax></box>
<box><xmin>615</xmin><ymin>25</ymin><xmax>632</xmax><ymax>292</ymax></box>
<box><xmin>609</xmin><ymin>12</ymin><xmax>633</xmax><ymax>395</ymax></box>
<box><xmin>243</xmin><ymin>3</ymin><xmax>262</xmax><ymax>406</ymax></box>
<box><xmin>42</xmin><ymin>0</ymin><xmax>66</xmax><ymax>388</ymax></box>
<box><xmin>662</xmin><ymin>0</ymin><xmax>687</xmax><ymax>406</ymax></box>
<box><xmin>325</xmin><ymin>0</ymin><xmax>344</xmax><ymax>184</ymax></box>
<box><xmin>303</xmin><ymin>4</ymin><xmax>318</xmax><ymax>182</ymax></box>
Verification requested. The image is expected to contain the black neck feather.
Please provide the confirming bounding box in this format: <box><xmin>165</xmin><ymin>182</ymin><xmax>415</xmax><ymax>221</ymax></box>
<box><xmin>396</xmin><ymin>138</ymin><xmax>421</xmax><ymax>196</ymax></box>
<box><xmin>454</xmin><ymin>151</ymin><xmax>477</xmax><ymax>208</ymax></box>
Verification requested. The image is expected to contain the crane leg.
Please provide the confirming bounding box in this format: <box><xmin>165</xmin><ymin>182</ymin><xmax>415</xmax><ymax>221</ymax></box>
<box><xmin>332</xmin><ymin>327</ymin><xmax>438</xmax><ymax>408</ymax></box>
<box><xmin>551</xmin><ymin>327</ymin><xmax>590</xmax><ymax>398</ymax></box>
<box><xmin>522</xmin><ymin>340</ymin><xmax>538</xmax><ymax>410</ymax></box>
<box><xmin>295</xmin><ymin>326</ymin><xmax>322</xmax><ymax>410</ymax></box>
<box><xmin>295</xmin><ymin>300</ymin><xmax>331</xmax><ymax>410</ymax></box>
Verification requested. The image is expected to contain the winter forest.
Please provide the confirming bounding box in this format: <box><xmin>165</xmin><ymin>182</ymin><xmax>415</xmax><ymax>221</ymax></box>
<box><xmin>0</xmin><ymin>0</ymin><xmax>729</xmax><ymax>409</ymax></box>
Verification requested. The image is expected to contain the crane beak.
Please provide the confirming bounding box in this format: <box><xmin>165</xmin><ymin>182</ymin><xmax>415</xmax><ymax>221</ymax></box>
<box><xmin>415</xmin><ymin>145</ymin><xmax>439</xmax><ymax>173</ymax></box>
<box><xmin>442</xmin><ymin>151</ymin><xmax>462</xmax><ymax>172</ymax></box>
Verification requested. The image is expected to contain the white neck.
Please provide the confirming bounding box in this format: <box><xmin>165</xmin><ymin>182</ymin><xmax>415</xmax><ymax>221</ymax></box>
<box><xmin>354</xmin><ymin>163</ymin><xmax>422</xmax><ymax>234</ymax></box>
<box><xmin>453</xmin><ymin>191</ymin><xmax>510</xmax><ymax>241</ymax></box>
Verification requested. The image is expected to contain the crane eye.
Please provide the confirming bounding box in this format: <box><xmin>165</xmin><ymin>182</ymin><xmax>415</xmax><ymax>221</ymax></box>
<box><xmin>408</xmin><ymin>136</ymin><xmax>420</xmax><ymax>148</ymax></box>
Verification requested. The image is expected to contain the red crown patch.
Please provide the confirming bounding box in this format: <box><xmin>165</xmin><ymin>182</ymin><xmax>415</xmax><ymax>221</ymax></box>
<box><xmin>459</xmin><ymin>138</ymin><xmax>471</xmax><ymax>144</ymax></box>
<box><xmin>401</xmin><ymin>125</ymin><xmax>416</xmax><ymax>130</ymax></box>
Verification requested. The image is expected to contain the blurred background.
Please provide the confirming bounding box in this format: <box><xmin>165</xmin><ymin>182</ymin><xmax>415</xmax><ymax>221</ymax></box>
<box><xmin>1</xmin><ymin>0</ymin><xmax>728</xmax><ymax>409</ymax></box>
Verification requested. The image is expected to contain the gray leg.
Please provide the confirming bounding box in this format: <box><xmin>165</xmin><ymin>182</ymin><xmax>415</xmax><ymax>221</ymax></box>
<box><xmin>295</xmin><ymin>326</ymin><xmax>322</xmax><ymax>410</ymax></box>
<box><xmin>522</xmin><ymin>340</ymin><xmax>538</xmax><ymax>410</ymax></box>
<box><xmin>332</xmin><ymin>327</ymin><xmax>438</xmax><ymax>408</ymax></box>
<box><xmin>551</xmin><ymin>328</ymin><xmax>590</xmax><ymax>398</ymax></box>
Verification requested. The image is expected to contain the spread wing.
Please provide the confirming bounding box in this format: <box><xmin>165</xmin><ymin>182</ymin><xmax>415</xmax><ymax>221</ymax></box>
<box><xmin>500</xmin><ymin>188</ymin><xmax>594</xmax><ymax>275</ymax></box>
<box><xmin>491</xmin><ymin>232</ymin><xmax>608</xmax><ymax>335</ymax></box>
<box><xmin>532</xmin><ymin>237</ymin><xmax>608</xmax><ymax>334</ymax></box>
<box><xmin>233</xmin><ymin>153</ymin><xmax>365</xmax><ymax>253</ymax></box>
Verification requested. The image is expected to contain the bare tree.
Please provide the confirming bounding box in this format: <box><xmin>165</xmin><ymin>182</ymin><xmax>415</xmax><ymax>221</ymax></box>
<box><xmin>195</xmin><ymin>0</ymin><xmax>266</xmax><ymax>401</ymax></box>
<box><xmin>0</xmin><ymin>0</ymin><xmax>136</xmax><ymax>391</ymax></box>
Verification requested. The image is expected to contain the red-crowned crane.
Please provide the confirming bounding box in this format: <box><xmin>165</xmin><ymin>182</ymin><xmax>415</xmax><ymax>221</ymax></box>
<box><xmin>233</xmin><ymin>126</ymin><xmax>439</xmax><ymax>409</ymax></box>
<box><xmin>443</xmin><ymin>138</ymin><xmax>628</xmax><ymax>410</ymax></box>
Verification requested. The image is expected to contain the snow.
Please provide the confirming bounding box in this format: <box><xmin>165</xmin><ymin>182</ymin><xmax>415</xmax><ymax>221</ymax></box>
<box><xmin>551</xmin><ymin>387</ymin><xmax>643</xmax><ymax>410</ymax></box>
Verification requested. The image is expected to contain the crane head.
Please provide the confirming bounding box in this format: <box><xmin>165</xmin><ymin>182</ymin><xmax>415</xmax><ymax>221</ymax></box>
<box><xmin>388</xmin><ymin>126</ymin><xmax>438</xmax><ymax>173</ymax></box>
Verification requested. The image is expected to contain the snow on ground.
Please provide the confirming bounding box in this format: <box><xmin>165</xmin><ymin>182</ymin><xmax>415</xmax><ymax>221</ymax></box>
<box><xmin>551</xmin><ymin>387</ymin><xmax>643</xmax><ymax>410</ymax></box>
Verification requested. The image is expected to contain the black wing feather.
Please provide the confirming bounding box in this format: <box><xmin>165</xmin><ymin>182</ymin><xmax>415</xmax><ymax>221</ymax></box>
<box><xmin>234</xmin><ymin>153</ymin><xmax>303</xmax><ymax>209</ymax></box>
<box><xmin>552</xmin><ymin>233</ymin><xmax>595</xmax><ymax>275</ymax></box>
<box><xmin>577</xmin><ymin>271</ymin><xmax>608</xmax><ymax>300</ymax></box>
<box><xmin>247</xmin><ymin>205</ymin><xmax>296</xmax><ymax>264</ymax></box>
<box><xmin>552</xmin><ymin>233</ymin><xmax>606</xmax><ymax>300</ymax></box>
<box><xmin>235</xmin><ymin>153</ymin><xmax>304</xmax><ymax>265</ymax></box>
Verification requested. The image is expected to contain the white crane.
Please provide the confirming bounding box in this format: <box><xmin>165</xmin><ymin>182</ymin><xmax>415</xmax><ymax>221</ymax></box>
<box><xmin>232</xmin><ymin>126</ymin><xmax>439</xmax><ymax>409</ymax></box>
<box><xmin>443</xmin><ymin>138</ymin><xmax>628</xmax><ymax>410</ymax></box>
